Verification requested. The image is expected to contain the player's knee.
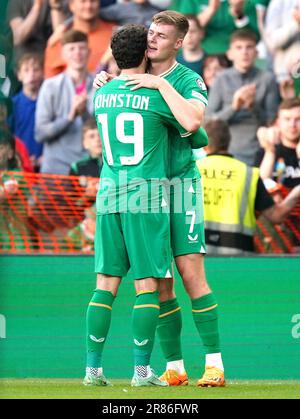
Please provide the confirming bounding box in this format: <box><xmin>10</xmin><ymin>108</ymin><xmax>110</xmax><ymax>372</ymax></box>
<box><xmin>134</xmin><ymin>277</ymin><xmax>159</xmax><ymax>294</ymax></box>
<box><xmin>96</xmin><ymin>274</ymin><xmax>121</xmax><ymax>296</ymax></box>
<box><xmin>176</xmin><ymin>254</ymin><xmax>205</xmax><ymax>280</ymax></box>
<box><xmin>158</xmin><ymin>288</ymin><xmax>176</xmax><ymax>302</ymax></box>
<box><xmin>181</xmin><ymin>272</ymin><xmax>211</xmax><ymax>299</ymax></box>
<box><xmin>158</xmin><ymin>277</ymin><xmax>175</xmax><ymax>302</ymax></box>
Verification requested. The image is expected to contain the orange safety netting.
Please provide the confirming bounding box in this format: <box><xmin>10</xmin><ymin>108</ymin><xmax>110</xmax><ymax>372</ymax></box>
<box><xmin>0</xmin><ymin>171</ymin><xmax>98</xmax><ymax>253</ymax></box>
<box><xmin>1</xmin><ymin>171</ymin><xmax>299</xmax><ymax>254</ymax></box>
<box><xmin>254</xmin><ymin>187</ymin><xmax>300</xmax><ymax>254</ymax></box>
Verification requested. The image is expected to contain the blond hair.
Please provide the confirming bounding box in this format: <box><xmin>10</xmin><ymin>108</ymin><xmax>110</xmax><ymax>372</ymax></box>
<box><xmin>152</xmin><ymin>10</ymin><xmax>189</xmax><ymax>38</ymax></box>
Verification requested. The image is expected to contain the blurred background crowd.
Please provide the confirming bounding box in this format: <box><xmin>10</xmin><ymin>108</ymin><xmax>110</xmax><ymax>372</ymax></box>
<box><xmin>0</xmin><ymin>0</ymin><xmax>299</xmax><ymax>253</ymax></box>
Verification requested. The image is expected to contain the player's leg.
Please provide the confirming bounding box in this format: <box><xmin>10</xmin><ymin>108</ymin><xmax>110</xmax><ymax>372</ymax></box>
<box><xmin>84</xmin><ymin>213</ymin><xmax>129</xmax><ymax>386</ymax></box>
<box><xmin>84</xmin><ymin>274</ymin><xmax>121</xmax><ymax>386</ymax></box>
<box><xmin>156</xmin><ymin>178</ymin><xmax>204</xmax><ymax>385</ymax></box>
<box><xmin>157</xmin><ymin>277</ymin><xmax>188</xmax><ymax>386</ymax></box>
<box><xmin>175</xmin><ymin>176</ymin><xmax>224</xmax><ymax>386</ymax></box>
<box><xmin>161</xmin><ymin>177</ymin><xmax>224</xmax><ymax>386</ymax></box>
<box><xmin>121</xmin><ymin>212</ymin><xmax>170</xmax><ymax>387</ymax></box>
<box><xmin>175</xmin><ymin>253</ymin><xmax>225</xmax><ymax>387</ymax></box>
<box><xmin>131</xmin><ymin>277</ymin><xmax>168</xmax><ymax>386</ymax></box>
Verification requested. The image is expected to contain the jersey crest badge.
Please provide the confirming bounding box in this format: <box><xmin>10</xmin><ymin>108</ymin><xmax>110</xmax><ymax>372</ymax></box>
<box><xmin>196</xmin><ymin>78</ymin><xmax>207</xmax><ymax>91</ymax></box>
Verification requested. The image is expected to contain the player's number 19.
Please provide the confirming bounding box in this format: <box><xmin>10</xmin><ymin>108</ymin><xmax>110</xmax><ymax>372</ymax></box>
<box><xmin>97</xmin><ymin>113</ymin><xmax>144</xmax><ymax>166</ymax></box>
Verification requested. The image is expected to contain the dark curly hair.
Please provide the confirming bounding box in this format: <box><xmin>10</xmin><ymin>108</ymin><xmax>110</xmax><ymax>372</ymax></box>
<box><xmin>111</xmin><ymin>24</ymin><xmax>148</xmax><ymax>70</ymax></box>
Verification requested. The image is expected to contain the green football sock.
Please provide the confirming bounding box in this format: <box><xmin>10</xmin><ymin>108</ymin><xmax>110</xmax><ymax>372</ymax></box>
<box><xmin>86</xmin><ymin>289</ymin><xmax>115</xmax><ymax>368</ymax></box>
<box><xmin>132</xmin><ymin>291</ymin><xmax>160</xmax><ymax>367</ymax></box>
<box><xmin>192</xmin><ymin>293</ymin><xmax>220</xmax><ymax>354</ymax></box>
<box><xmin>157</xmin><ymin>298</ymin><xmax>183</xmax><ymax>362</ymax></box>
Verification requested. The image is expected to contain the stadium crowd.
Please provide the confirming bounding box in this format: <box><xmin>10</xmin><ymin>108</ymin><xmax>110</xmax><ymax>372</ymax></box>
<box><xmin>0</xmin><ymin>0</ymin><xmax>300</xmax><ymax>254</ymax></box>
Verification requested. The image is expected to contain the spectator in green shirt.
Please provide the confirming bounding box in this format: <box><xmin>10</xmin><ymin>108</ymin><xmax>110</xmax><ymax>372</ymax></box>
<box><xmin>171</xmin><ymin>0</ymin><xmax>267</xmax><ymax>54</ymax></box>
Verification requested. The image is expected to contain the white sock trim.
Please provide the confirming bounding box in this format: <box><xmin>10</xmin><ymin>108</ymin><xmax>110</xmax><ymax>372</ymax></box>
<box><xmin>166</xmin><ymin>360</ymin><xmax>185</xmax><ymax>374</ymax></box>
<box><xmin>205</xmin><ymin>353</ymin><xmax>224</xmax><ymax>371</ymax></box>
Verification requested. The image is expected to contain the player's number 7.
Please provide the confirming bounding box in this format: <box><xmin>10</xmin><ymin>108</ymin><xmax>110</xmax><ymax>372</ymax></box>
<box><xmin>186</xmin><ymin>210</ymin><xmax>196</xmax><ymax>234</ymax></box>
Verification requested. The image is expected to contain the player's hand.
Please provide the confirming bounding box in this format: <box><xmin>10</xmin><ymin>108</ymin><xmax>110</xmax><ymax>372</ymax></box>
<box><xmin>93</xmin><ymin>71</ymin><xmax>113</xmax><ymax>89</ymax></box>
<box><xmin>125</xmin><ymin>74</ymin><xmax>162</xmax><ymax>91</ymax></box>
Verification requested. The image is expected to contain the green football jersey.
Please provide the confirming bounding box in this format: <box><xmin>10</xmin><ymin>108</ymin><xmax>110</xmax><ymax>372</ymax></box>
<box><xmin>161</xmin><ymin>63</ymin><xmax>208</xmax><ymax>179</ymax></box>
<box><xmin>94</xmin><ymin>76</ymin><xmax>191</xmax><ymax>214</ymax></box>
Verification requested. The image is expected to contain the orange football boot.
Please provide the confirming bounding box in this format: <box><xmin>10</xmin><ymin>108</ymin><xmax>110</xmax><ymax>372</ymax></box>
<box><xmin>197</xmin><ymin>366</ymin><xmax>225</xmax><ymax>387</ymax></box>
<box><xmin>160</xmin><ymin>369</ymin><xmax>188</xmax><ymax>386</ymax></box>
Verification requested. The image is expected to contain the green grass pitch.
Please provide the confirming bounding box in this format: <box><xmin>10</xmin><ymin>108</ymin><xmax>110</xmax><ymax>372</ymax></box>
<box><xmin>1</xmin><ymin>379</ymin><xmax>300</xmax><ymax>399</ymax></box>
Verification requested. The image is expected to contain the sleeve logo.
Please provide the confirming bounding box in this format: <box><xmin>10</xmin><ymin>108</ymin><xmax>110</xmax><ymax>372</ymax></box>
<box><xmin>196</xmin><ymin>78</ymin><xmax>207</xmax><ymax>91</ymax></box>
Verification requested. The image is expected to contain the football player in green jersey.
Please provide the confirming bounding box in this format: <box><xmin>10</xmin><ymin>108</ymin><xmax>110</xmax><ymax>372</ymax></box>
<box><xmin>94</xmin><ymin>11</ymin><xmax>225</xmax><ymax>388</ymax></box>
<box><xmin>84</xmin><ymin>24</ymin><xmax>205</xmax><ymax>388</ymax></box>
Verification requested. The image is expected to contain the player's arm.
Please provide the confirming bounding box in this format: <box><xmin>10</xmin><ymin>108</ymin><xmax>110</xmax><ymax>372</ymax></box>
<box><xmin>161</xmin><ymin>101</ymin><xmax>208</xmax><ymax>149</ymax></box>
<box><xmin>125</xmin><ymin>74</ymin><xmax>205</xmax><ymax>133</ymax></box>
<box><xmin>190</xmin><ymin>127</ymin><xmax>208</xmax><ymax>149</ymax></box>
<box><xmin>156</xmin><ymin>78</ymin><xmax>205</xmax><ymax>132</ymax></box>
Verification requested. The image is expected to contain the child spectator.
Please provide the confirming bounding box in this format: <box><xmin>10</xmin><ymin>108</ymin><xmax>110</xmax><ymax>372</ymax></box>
<box><xmin>10</xmin><ymin>53</ymin><xmax>44</xmax><ymax>171</ymax></box>
<box><xmin>68</xmin><ymin>118</ymin><xmax>102</xmax><ymax>252</ymax></box>
<box><xmin>70</xmin><ymin>118</ymin><xmax>102</xmax><ymax>177</ymax></box>
<box><xmin>176</xmin><ymin>14</ymin><xmax>206</xmax><ymax>75</ymax></box>
<box><xmin>0</xmin><ymin>127</ymin><xmax>19</xmax><ymax>172</ymax></box>
<box><xmin>0</xmin><ymin>127</ymin><xmax>37</xmax><ymax>250</ymax></box>
<box><xmin>35</xmin><ymin>30</ymin><xmax>94</xmax><ymax>175</ymax></box>
<box><xmin>0</xmin><ymin>95</ymin><xmax>34</xmax><ymax>172</ymax></box>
